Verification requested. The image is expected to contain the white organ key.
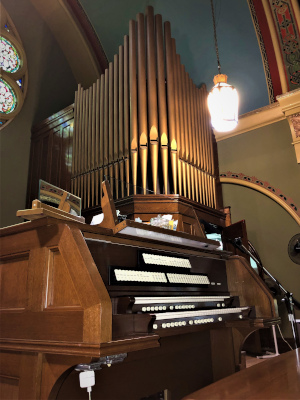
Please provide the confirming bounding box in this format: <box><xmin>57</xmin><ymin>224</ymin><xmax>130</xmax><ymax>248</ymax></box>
<box><xmin>114</xmin><ymin>269</ymin><xmax>167</xmax><ymax>283</ymax></box>
<box><xmin>153</xmin><ymin>307</ymin><xmax>248</xmax><ymax>321</ymax></box>
<box><xmin>167</xmin><ymin>273</ymin><xmax>210</xmax><ymax>285</ymax></box>
<box><xmin>142</xmin><ymin>253</ymin><xmax>191</xmax><ymax>269</ymax></box>
<box><xmin>134</xmin><ymin>296</ymin><xmax>230</xmax><ymax>304</ymax></box>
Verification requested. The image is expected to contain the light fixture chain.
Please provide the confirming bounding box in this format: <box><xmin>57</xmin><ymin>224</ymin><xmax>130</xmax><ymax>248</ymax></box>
<box><xmin>210</xmin><ymin>0</ymin><xmax>221</xmax><ymax>74</ymax></box>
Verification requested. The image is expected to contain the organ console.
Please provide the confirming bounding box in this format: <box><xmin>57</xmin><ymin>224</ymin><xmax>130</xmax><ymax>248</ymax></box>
<box><xmin>0</xmin><ymin>183</ymin><xmax>279</xmax><ymax>399</ymax></box>
<box><xmin>2</xmin><ymin>6</ymin><xmax>280</xmax><ymax>400</ymax></box>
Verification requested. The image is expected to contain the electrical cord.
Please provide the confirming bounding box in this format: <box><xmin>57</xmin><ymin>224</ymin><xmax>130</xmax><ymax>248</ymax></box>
<box><xmin>276</xmin><ymin>324</ymin><xmax>294</xmax><ymax>351</ymax></box>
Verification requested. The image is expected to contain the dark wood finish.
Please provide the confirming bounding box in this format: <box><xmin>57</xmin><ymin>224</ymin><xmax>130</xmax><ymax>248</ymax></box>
<box><xmin>1</xmin><ymin>214</ymin><xmax>278</xmax><ymax>399</ymax></box>
<box><xmin>223</xmin><ymin>219</ymin><xmax>250</xmax><ymax>261</ymax></box>
<box><xmin>182</xmin><ymin>349</ymin><xmax>300</xmax><ymax>400</ymax></box>
<box><xmin>115</xmin><ymin>194</ymin><xmax>227</xmax><ymax>232</ymax></box>
<box><xmin>84</xmin><ymin>194</ymin><xmax>227</xmax><ymax>234</ymax></box>
<box><xmin>27</xmin><ymin>105</ymin><xmax>74</xmax><ymax>209</ymax></box>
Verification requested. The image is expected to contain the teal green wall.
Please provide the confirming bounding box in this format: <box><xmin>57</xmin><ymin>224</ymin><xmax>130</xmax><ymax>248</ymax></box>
<box><xmin>0</xmin><ymin>0</ymin><xmax>77</xmax><ymax>228</ymax></box>
<box><xmin>218</xmin><ymin>119</ymin><xmax>300</xmax><ymax>336</ymax></box>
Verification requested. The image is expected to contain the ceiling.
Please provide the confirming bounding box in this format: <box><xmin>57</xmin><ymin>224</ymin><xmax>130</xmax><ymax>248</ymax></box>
<box><xmin>78</xmin><ymin>0</ymin><xmax>270</xmax><ymax>116</ymax></box>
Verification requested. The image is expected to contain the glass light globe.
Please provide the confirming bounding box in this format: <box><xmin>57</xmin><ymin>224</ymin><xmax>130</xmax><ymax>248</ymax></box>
<box><xmin>207</xmin><ymin>74</ymin><xmax>239</xmax><ymax>132</ymax></box>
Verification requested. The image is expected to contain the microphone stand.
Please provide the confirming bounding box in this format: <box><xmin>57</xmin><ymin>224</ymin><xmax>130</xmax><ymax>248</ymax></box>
<box><xmin>231</xmin><ymin>237</ymin><xmax>300</xmax><ymax>350</ymax></box>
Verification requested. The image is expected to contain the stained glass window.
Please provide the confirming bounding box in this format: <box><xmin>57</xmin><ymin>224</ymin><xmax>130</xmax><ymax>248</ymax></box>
<box><xmin>0</xmin><ymin>36</ymin><xmax>20</xmax><ymax>73</ymax></box>
<box><xmin>0</xmin><ymin>6</ymin><xmax>27</xmax><ymax>128</ymax></box>
<box><xmin>0</xmin><ymin>78</ymin><xmax>17</xmax><ymax>114</ymax></box>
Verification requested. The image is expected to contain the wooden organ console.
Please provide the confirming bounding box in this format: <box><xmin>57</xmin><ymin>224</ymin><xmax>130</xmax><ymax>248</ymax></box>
<box><xmin>0</xmin><ymin>202</ymin><xmax>279</xmax><ymax>400</ymax></box>
<box><xmin>2</xmin><ymin>6</ymin><xmax>279</xmax><ymax>400</ymax></box>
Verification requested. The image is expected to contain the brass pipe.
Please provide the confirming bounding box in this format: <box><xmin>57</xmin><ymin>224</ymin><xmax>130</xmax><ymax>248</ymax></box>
<box><xmin>203</xmin><ymin>84</ymin><xmax>214</xmax><ymax>176</ymax></box>
<box><xmin>191</xmin><ymin>165</ymin><xmax>195</xmax><ymax>201</ymax></box>
<box><xmin>189</xmin><ymin>79</ymin><xmax>195</xmax><ymax>166</ymax></box>
<box><xmin>193</xmin><ymin>86</ymin><xmax>201</xmax><ymax>201</ymax></box>
<box><xmin>185</xmin><ymin>73</ymin><xmax>192</xmax><ymax>165</ymax></box>
<box><xmin>92</xmin><ymin>77</ymin><xmax>96</xmax><ymax>206</ymax></box>
<box><xmin>212</xmin><ymin>176</ymin><xmax>216</xmax><ymax>208</ymax></box>
<box><xmin>99</xmin><ymin>75</ymin><xmax>105</xmax><ymax>203</ymax></box>
<box><xmin>209</xmin><ymin>175</ymin><xmax>214</xmax><ymax>208</ymax></box>
<box><xmin>104</xmin><ymin>69</ymin><xmax>109</xmax><ymax>174</ymax></box>
<box><xmin>88</xmin><ymin>86</ymin><xmax>93</xmax><ymax>207</ymax></box>
<box><xmin>123</xmin><ymin>35</ymin><xmax>130</xmax><ymax>195</ymax></box>
<box><xmin>91</xmin><ymin>82</ymin><xmax>96</xmax><ymax>173</ymax></box>
<box><xmin>182</xmin><ymin>161</ymin><xmax>187</xmax><ymax>198</ymax></box>
<box><xmin>180</xmin><ymin>65</ymin><xmax>188</xmax><ymax>197</ymax></box>
<box><xmin>83</xmin><ymin>89</ymin><xmax>89</xmax><ymax>207</ymax></box>
<box><xmin>155</xmin><ymin>14</ymin><xmax>168</xmax><ymax>194</ymax></box>
<box><xmin>108</xmin><ymin>62</ymin><xmax>114</xmax><ymax>194</ymax></box>
<box><xmin>181</xmin><ymin>65</ymin><xmax>188</xmax><ymax>162</ymax></box>
<box><xmin>185</xmin><ymin>73</ymin><xmax>192</xmax><ymax>198</ymax></box>
<box><xmin>72</xmin><ymin>87</ymin><xmax>79</xmax><ymax>195</ymax></box>
<box><xmin>95</xmin><ymin>169</ymin><xmax>99</xmax><ymax>206</ymax></box>
<box><xmin>194</xmin><ymin>166</ymin><xmax>199</xmax><ymax>203</ymax></box>
<box><xmin>80</xmin><ymin>175</ymin><xmax>84</xmax><ymax>209</ymax></box>
<box><xmin>189</xmin><ymin>80</ymin><xmax>196</xmax><ymax>201</ymax></box>
<box><xmin>72</xmin><ymin>86</ymin><xmax>79</xmax><ymax>178</ymax></box>
<box><xmin>137</xmin><ymin>13</ymin><xmax>148</xmax><ymax>194</ymax></box>
<box><xmin>78</xmin><ymin>88</ymin><xmax>83</xmax><ymax>176</ymax></box>
<box><xmin>191</xmin><ymin>83</ymin><xmax>198</xmax><ymax>167</ymax></box>
<box><xmin>178</xmin><ymin>159</ymin><xmax>182</xmax><ymax>196</ymax></box>
<box><xmin>198</xmin><ymin>87</ymin><xmax>205</xmax><ymax>172</ymax></box>
<box><xmin>172</xmin><ymin>38</ymin><xmax>182</xmax><ymax>196</ymax></box>
<box><xmin>119</xmin><ymin>45</ymin><xmax>124</xmax><ymax>197</ymax></box>
<box><xmin>198</xmin><ymin>169</ymin><xmax>203</xmax><ymax>204</ymax></box>
<box><xmin>165</xmin><ymin>21</ymin><xmax>177</xmax><ymax>194</ymax></box>
<box><xmin>187</xmin><ymin>163</ymin><xmax>191</xmax><ymax>199</ymax></box>
<box><xmin>205</xmin><ymin>171</ymin><xmax>209</xmax><ymax>207</ymax></box>
<box><xmin>81</xmin><ymin>88</ymin><xmax>86</xmax><ymax>176</ymax></box>
<box><xmin>129</xmin><ymin>20</ymin><xmax>138</xmax><ymax>194</ymax></box>
<box><xmin>146</xmin><ymin>6</ymin><xmax>159</xmax><ymax>194</ymax></box>
<box><xmin>201</xmin><ymin>85</ymin><xmax>209</xmax><ymax>172</ymax></box>
<box><xmin>194</xmin><ymin>86</ymin><xmax>201</xmax><ymax>169</ymax></box>
<box><xmin>87</xmin><ymin>87</ymin><xmax>92</xmax><ymax>173</ymax></box>
<box><xmin>114</xmin><ymin>54</ymin><xmax>119</xmax><ymax>198</ymax></box>
<box><xmin>202</xmin><ymin>171</ymin><xmax>207</xmax><ymax>206</ymax></box>
<box><xmin>176</xmin><ymin>55</ymin><xmax>184</xmax><ymax>196</ymax></box>
<box><xmin>95</xmin><ymin>79</ymin><xmax>100</xmax><ymax>169</ymax></box>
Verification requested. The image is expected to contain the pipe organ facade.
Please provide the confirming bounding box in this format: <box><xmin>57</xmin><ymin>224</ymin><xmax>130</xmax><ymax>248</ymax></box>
<box><xmin>71</xmin><ymin>7</ymin><xmax>221</xmax><ymax>212</ymax></box>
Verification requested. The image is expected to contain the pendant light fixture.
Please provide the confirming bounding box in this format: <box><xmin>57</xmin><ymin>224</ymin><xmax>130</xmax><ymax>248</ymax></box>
<box><xmin>207</xmin><ymin>0</ymin><xmax>239</xmax><ymax>132</ymax></box>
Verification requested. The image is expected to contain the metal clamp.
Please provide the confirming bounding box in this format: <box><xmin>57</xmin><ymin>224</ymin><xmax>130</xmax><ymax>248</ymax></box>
<box><xmin>75</xmin><ymin>353</ymin><xmax>127</xmax><ymax>371</ymax></box>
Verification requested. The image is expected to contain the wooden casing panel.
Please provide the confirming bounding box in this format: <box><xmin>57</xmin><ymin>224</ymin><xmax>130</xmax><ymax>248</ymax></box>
<box><xmin>0</xmin><ymin>221</ymin><xmax>112</xmax><ymax>345</ymax></box>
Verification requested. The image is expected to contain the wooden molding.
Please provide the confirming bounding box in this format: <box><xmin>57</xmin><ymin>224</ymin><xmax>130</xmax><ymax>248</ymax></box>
<box><xmin>215</xmin><ymin>102</ymin><xmax>285</xmax><ymax>141</ymax></box>
<box><xmin>216</xmin><ymin>88</ymin><xmax>300</xmax><ymax>163</ymax></box>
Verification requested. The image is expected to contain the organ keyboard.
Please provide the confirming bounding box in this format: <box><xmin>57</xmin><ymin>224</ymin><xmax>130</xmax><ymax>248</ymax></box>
<box><xmin>83</xmin><ymin>223</ymin><xmax>261</xmax><ymax>341</ymax></box>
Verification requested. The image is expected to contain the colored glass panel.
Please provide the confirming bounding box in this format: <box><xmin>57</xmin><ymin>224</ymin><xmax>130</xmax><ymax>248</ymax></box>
<box><xmin>0</xmin><ymin>36</ymin><xmax>20</xmax><ymax>73</ymax></box>
<box><xmin>0</xmin><ymin>78</ymin><xmax>17</xmax><ymax>114</ymax></box>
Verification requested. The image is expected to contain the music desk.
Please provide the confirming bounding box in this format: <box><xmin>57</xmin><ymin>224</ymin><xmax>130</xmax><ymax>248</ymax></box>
<box><xmin>182</xmin><ymin>349</ymin><xmax>300</xmax><ymax>400</ymax></box>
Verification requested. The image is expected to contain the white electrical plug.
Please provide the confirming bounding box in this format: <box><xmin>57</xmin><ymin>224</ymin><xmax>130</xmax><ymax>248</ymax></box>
<box><xmin>79</xmin><ymin>370</ymin><xmax>95</xmax><ymax>398</ymax></box>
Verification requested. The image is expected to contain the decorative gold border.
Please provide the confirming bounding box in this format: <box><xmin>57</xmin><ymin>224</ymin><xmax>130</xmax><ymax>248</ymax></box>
<box><xmin>220</xmin><ymin>176</ymin><xmax>300</xmax><ymax>225</ymax></box>
<box><xmin>262</xmin><ymin>0</ymin><xmax>289</xmax><ymax>94</ymax></box>
<box><xmin>247</xmin><ymin>0</ymin><xmax>275</xmax><ymax>103</ymax></box>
